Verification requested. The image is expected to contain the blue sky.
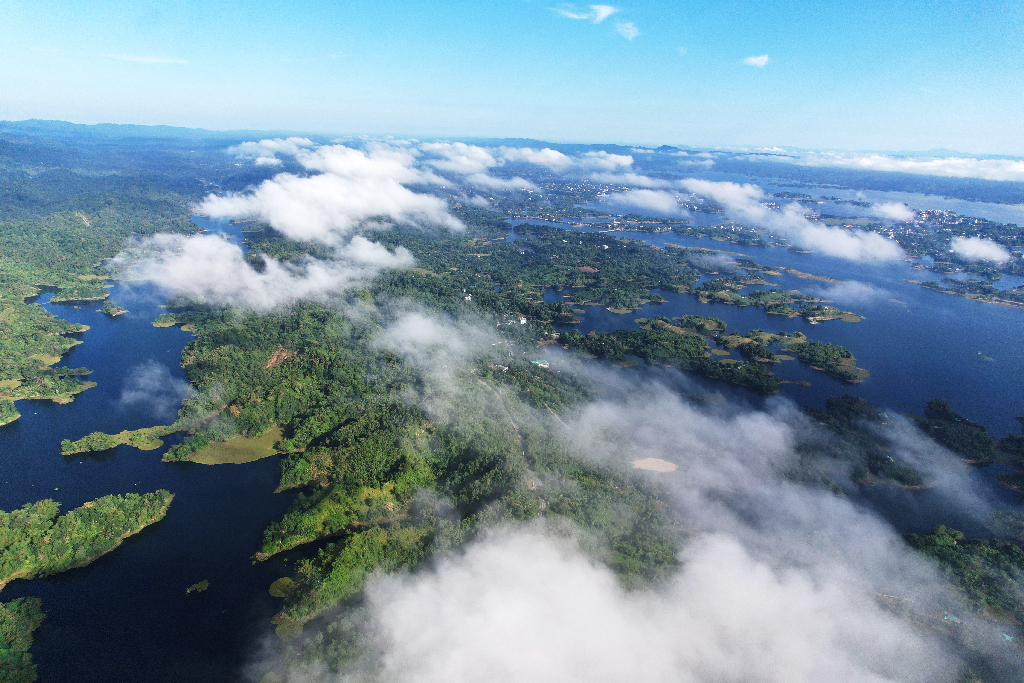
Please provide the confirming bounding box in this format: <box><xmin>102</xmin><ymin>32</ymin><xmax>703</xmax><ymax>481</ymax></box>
<box><xmin>1</xmin><ymin>0</ymin><xmax>1022</xmax><ymax>153</ymax></box>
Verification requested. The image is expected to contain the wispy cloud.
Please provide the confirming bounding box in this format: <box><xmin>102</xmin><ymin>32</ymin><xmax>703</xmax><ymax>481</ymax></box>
<box><xmin>107</xmin><ymin>54</ymin><xmax>188</xmax><ymax>64</ymax></box>
<box><xmin>869</xmin><ymin>202</ymin><xmax>915</xmax><ymax>221</ymax></box>
<box><xmin>318</xmin><ymin>372</ymin><xmax>993</xmax><ymax>683</ymax></box>
<box><xmin>757</xmin><ymin>151</ymin><xmax>1024</xmax><ymax>182</ymax></box>
<box><xmin>552</xmin><ymin>4</ymin><xmax>619</xmax><ymax>23</ymax></box>
<box><xmin>743</xmin><ymin>54</ymin><xmax>769</xmax><ymax>67</ymax></box>
<box><xmin>227</xmin><ymin>137</ymin><xmax>316</xmax><ymax>165</ymax></box>
<box><xmin>614</xmin><ymin>20</ymin><xmax>639</xmax><ymax>40</ymax></box>
<box><xmin>680</xmin><ymin>178</ymin><xmax>905</xmax><ymax>261</ymax></box>
<box><xmin>465</xmin><ymin>173</ymin><xmax>538</xmax><ymax>191</ymax></box>
<box><xmin>590</xmin><ymin>172</ymin><xmax>673</xmax><ymax>188</ymax></box>
<box><xmin>601</xmin><ymin>188</ymin><xmax>687</xmax><ymax>216</ymax></box>
<box><xmin>950</xmin><ymin>236</ymin><xmax>1012</xmax><ymax>263</ymax></box>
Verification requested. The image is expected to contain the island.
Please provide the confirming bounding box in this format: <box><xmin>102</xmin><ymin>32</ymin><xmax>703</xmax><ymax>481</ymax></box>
<box><xmin>0</xmin><ymin>490</ymin><xmax>174</xmax><ymax>591</ymax></box>
<box><xmin>60</xmin><ymin>425</ymin><xmax>177</xmax><ymax>455</ymax></box>
<box><xmin>97</xmin><ymin>299</ymin><xmax>128</xmax><ymax>317</ymax></box>
<box><xmin>692</xmin><ymin>277</ymin><xmax>862</xmax><ymax>322</ymax></box>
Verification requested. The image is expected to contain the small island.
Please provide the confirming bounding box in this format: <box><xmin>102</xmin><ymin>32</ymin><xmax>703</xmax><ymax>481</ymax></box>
<box><xmin>97</xmin><ymin>300</ymin><xmax>128</xmax><ymax>317</ymax></box>
<box><xmin>717</xmin><ymin>331</ymin><xmax>869</xmax><ymax>382</ymax></box>
<box><xmin>60</xmin><ymin>425</ymin><xmax>177</xmax><ymax>455</ymax></box>
<box><xmin>691</xmin><ymin>278</ymin><xmax>862</xmax><ymax>322</ymax></box>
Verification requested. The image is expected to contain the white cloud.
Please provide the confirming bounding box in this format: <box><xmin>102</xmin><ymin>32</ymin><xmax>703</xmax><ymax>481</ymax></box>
<box><xmin>870</xmin><ymin>202</ymin><xmax>915</xmax><ymax>221</ymax></box>
<box><xmin>498</xmin><ymin>146</ymin><xmax>573</xmax><ymax>169</ymax></box>
<box><xmin>578</xmin><ymin>150</ymin><xmax>634</xmax><ymax>170</ymax></box>
<box><xmin>199</xmin><ymin>145</ymin><xmax>463</xmax><ymax>242</ymax></box>
<box><xmin>553</xmin><ymin>4</ymin><xmax>619</xmax><ymax>23</ymax></box>
<box><xmin>590</xmin><ymin>4</ymin><xmax>618</xmax><ymax>22</ymax></box>
<box><xmin>680</xmin><ymin>178</ymin><xmax>905</xmax><ymax>261</ymax></box>
<box><xmin>678</xmin><ymin>46</ymin><xmax>688</xmax><ymax>56</ymax></box>
<box><xmin>743</xmin><ymin>54</ymin><xmax>769</xmax><ymax>67</ymax></box>
<box><xmin>120</xmin><ymin>142</ymin><xmax>467</xmax><ymax>309</ymax></box>
<box><xmin>601</xmin><ymin>189</ymin><xmax>686</xmax><ymax>216</ymax></box>
<box><xmin>227</xmin><ymin>137</ymin><xmax>316</xmax><ymax>163</ymax></box>
<box><xmin>614</xmin><ymin>20</ymin><xmax>639</xmax><ymax>40</ymax></box>
<box><xmin>950</xmin><ymin>236</ymin><xmax>1012</xmax><ymax>263</ymax></box>
<box><xmin>802</xmin><ymin>280</ymin><xmax>891</xmax><ymax>306</ymax></box>
<box><xmin>107</xmin><ymin>54</ymin><xmax>188</xmax><ymax>64</ymax></box>
<box><xmin>590</xmin><ymin>172</ymin><xmax>673</xmax><ymax>188</ymax></box>
<box><xmin>762</xmin><ymin>151</ymin><xmax>1024</xmax><ymax>182</ymax></box>
<box><xmin>121</xmin><ymin>233</ymin><xmax>413</xmax><ymax>311</ymax></box>
<box><xmin>358</xmin><ymin>527</ymin><xmax>954</xmax><ymax>683</ymax></box>
<box><xmin>465</xmin><ymin>173</ymin><xmax>538</xmax><ymax>191</ymax></box>
<box><xmin>416</xmin><ymin>143</ymin><xmax>539</xmax><ymax>191</ymax></box>
<box><xmin>420</xmin><ymin>142</ymin><xmax>498</xmax><ymax>175</ymax></box>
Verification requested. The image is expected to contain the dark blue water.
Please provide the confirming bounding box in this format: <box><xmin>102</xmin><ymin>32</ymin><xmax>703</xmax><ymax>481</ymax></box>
<box><xmin>530</xmin><ymin>219</ymin><xmax>1023</xmax><ymax>438</ymax></box>
<box><xmin>0</xmin><ymin>217</ymin><xmax>297</xmax><ymax>682</ymax></box>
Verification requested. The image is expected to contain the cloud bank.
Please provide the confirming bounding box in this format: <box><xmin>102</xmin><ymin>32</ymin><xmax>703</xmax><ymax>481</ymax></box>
<box><xmin>680</xmin><ymin>178</ymin><xmax>905</xmax><ymax>261</ymax></box>
<box><xmin>121</xmin><ymin>233</ymin><xmax>414</xmax><ymax>311</ymax></box>
<box><xmin>201</xmin><ymin>145</ymin><xmax>463</xmax><ymax>242</ymax></box>
<box><xmin>762</xmin><ymin>151</ymin><xmax>1024</xmax><ymax>183</ymax></box>
<box><xmin>356</xmin><ymin>528</ymin><xmax>953</xmax><ymax>683</ymax></box>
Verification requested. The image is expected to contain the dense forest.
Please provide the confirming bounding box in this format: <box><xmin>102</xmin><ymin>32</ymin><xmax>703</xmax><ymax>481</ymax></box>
<box><xmin>0</xmin><ymin>597</ymin><xmax>45</xmax><ymax>683</ymax></box>
<box><xmin>0</xmin><ymin>491</ymin><xmax>174</xmax><ymax>590</ymax></box>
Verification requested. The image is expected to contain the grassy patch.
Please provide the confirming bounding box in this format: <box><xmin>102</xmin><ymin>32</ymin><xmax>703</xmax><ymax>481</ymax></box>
<box><xmin>189</xmin><ymin>426</ymin><xmax>283</xmax><ymax>465</ymax></box>
<box><xmin>269</xmin><ymin>577</ymin><xmax>297</xmax><ymax>598</ymax></box>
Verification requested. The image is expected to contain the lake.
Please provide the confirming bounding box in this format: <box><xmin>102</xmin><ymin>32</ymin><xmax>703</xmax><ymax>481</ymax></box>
<box><xmin>511</xmin><ymin>219</ymin><xmax>1024</xmax><ymax>438</ymax></box>
<box><xmin>0</xmin><ymin>218</ymin><xmax>298</xmax><ymax>682</ymax></box>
